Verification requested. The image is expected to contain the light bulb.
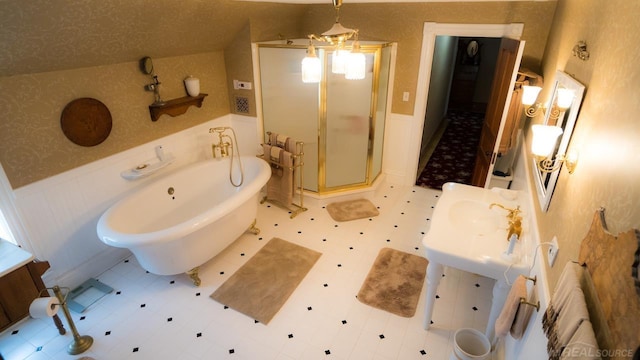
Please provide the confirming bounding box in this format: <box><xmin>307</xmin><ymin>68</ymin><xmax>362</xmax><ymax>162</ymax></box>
<box><xmin>531</xmin><ymin>125</ymin><xmax>563</xmax><ymax>157</ymax></box>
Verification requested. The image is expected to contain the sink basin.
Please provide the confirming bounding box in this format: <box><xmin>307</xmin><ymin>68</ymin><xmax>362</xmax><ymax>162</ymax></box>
<box><xmin>448</xmin><ymin>200</ymin><xmax>500</xmax><ymax>235</ymax></box>
<box><xmin>422</xmin><ymin>182</ymin><xmax>530</xmax><ymax>279</ymax></box>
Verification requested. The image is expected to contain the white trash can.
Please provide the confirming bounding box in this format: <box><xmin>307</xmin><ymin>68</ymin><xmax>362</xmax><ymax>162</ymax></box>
<box><xmin>450</xmin><ymin>328</ymin><xmax>491</xmax><ymax>360</ymax></box>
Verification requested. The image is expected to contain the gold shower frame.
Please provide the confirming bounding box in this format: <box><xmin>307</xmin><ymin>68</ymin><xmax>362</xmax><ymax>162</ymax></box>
<box><xmin>256</xmin><ymin>42</ymin><xmax>392</xmax><ymax>195</ymax></box>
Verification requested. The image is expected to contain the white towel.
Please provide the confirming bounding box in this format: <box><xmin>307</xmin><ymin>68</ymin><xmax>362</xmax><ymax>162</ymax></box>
<box><xmin>262</xmin><ymin>144</ymin><xmax>294</xmax><ymax>207</ymax></box>
<box><xmin>495</xmin><ymin>275</ymin><xmax>527</xmax><ymax>338</ymax></box>
<box><xmin>276</xmin><ymin>134</ymin><xmax>288</xmax><ymax>148</ymax></box>
<box><xmin>268</xmin><ymin>132</ymin><xmax>297</xmax><ymax>153</ymax></box>
<box><xmin>559</xmin><ymin>320</ymin><xmax>600</xmax><ymax>360</ymax></box>
<box><xmin>544</xmin><ymin>263</ymin><xmax>582</xmax><ymax>335</ymax></box>
<box><xmin>510</xmin><ymin>292</ymin><xmax>535</xmax><ymax>340</ymax></box>
<box><xmin>556</xmin><ymin>288</ymin><xmax>590</xmax><ymax>347</ymax></box>
<box><xmin>270</xmin><ymin>146</ymin><xmax>281</xmax><ymax>163</ymax></box>
<box><xmin>545</xmin><ymin>263</ymin><xmax>586</xmax><ymax>360</ymax></box>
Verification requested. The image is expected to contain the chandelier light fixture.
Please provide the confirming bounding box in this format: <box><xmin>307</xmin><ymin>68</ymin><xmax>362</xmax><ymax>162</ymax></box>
<box><xmin>301</xmin><ymin>0</ymin><xmax>365</xmax><ymax>83</ymax></box>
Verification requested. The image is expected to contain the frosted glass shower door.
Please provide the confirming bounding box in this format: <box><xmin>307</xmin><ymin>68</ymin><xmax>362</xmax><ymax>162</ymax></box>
<box><xmin>324</xmin><ymin>52</ymin><xmax>375</xmax><ymax>189</ymax></box>
<box><xmin>259</xmin><ymin>47</ymin><xmax>319</xmax><ymax>192</ymax></box>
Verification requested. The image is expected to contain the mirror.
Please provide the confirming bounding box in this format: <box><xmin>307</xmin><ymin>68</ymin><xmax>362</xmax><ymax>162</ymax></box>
<box><xmin>139</xmin><ymin>56</ymin><xmax>154</xmax><ymax>75</ymax></box>
<box><xmin>533</xmin><ymin>70</ymin><xmax>585</xmax><ymax>211</ymax></box>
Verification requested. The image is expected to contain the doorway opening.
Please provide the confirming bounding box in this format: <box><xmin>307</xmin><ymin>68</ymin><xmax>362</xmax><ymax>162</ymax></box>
<box><xmin>416</xmin><ymin>36</ymin><xmax>502</xmax><ymax>190</ymax></box>
<box><xmin>407</xmin><ymin>23</ymin><xmax>524</xmax><ymax>190</ymax></box>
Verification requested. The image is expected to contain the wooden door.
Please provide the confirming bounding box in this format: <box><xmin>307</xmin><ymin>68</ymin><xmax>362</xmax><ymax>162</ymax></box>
<box><xmin>471</xmin><ymin>38</ymin><xmax>524</xmax><ymax>187</ymax></box>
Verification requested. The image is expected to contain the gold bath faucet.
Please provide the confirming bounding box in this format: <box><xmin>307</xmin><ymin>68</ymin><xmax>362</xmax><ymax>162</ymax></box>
<box><xmin>489</xmin><ymin>203</ymin><xmax>522</xmax><ymax>240</ymax></box>
<box><xmin>209</xmin><ymin>127</ymin><xmax>232</xmax><ymax>158</ymax></box>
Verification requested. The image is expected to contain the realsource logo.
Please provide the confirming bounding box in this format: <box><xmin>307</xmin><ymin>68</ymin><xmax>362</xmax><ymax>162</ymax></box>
<box><xmin>559</xmin><ymin>343</ymin><xmax>637</xmax><ymax>359</ymax></box>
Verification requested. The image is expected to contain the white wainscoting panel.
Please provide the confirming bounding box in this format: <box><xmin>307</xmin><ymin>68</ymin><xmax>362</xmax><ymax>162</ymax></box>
<box><xmin>382</xmin><ymin>112</ymin><xmax>416</xmax><ymax>186</ymax></box>
<box><xmin>9</xmin><ymin>114</ymin><xmax>264</xmax><ymax>288</ymax></box>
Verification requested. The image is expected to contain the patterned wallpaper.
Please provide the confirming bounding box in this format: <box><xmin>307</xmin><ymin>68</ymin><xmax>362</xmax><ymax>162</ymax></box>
<box><xmin>0</xmin><ymin>52</ymin><xmax>230</xmax><ymax>188</ymax></box>
<box><xmin>0</xmin><ymin>1</ymin><xmax>556</xmax><ymax>188</ymax></box>
<box><xmin>300</xmin><ymin>1</ymin><xmax>557</xmax><ymax>115</ymax></box>
<box><xmin>0</xmin><ymin>0</ymin><xmax>297</xmax><ymax>77</ymax></box>
<box><xmin>529</xmin><ymin>0</ymin><xmax>640</xmax><ymax>288</ymax></box>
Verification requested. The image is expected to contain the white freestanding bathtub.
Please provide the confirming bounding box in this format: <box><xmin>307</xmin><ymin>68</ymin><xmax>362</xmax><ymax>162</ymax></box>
<box><xmin>97</xmin><ymin>156</ymin><xmax>270</xmax><ymax>285</ymax></box>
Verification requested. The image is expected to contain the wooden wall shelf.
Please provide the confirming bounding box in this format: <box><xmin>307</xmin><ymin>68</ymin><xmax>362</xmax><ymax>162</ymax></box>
<box><xmin>148</xmin><ymin>93</ymin><xmax>207</xmax><ymax>122</ymax></box>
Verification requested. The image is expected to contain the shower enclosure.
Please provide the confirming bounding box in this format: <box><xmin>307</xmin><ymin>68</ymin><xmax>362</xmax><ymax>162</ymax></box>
<box><xmin>255</xmin><ymin>40</ymin><xmax>393</xmax><ymax>194</ymax></box>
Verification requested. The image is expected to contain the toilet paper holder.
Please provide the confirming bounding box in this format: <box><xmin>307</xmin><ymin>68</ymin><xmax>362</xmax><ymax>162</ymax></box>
<box><xmin>31</xmin><ymin>285</ymin><xmax>94</xmax><ymax>355</ymax></box>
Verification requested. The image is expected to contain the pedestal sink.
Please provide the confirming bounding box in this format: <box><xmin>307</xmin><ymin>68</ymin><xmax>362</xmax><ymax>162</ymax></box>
<box><xmin>448</xmin><ymin>200</ymin><xmax>501</xmax><ymax>235</ymax></box>
<box><xmin>421</xmin><ymin>182</ymin><xmax>532</xmax><ymax>343</ymax></box>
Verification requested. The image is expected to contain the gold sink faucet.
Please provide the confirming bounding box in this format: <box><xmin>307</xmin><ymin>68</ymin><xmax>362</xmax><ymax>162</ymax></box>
<box><xmin>489</xmin><ymin>203</ymin><xmax>522</xmax><ymax>240</ymax></box>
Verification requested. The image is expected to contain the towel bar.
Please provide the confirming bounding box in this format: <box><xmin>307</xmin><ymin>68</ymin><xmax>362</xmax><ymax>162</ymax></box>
<box><xmin>260</xmin><ymin>131</ymin><xmax>308</xmax><ymax>218</ymax></box>
<box><xmin>519</xmin><ymin>297</ymin><xmax>540</xmax><ymax>311</ymax></box>
<box><xmin>524</xmin><ymin>275</ymin><xmax>537</xmax><ymax>285</ymax></box>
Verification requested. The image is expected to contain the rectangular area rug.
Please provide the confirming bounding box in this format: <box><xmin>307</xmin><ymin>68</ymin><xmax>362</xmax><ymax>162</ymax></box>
<box><xmin>210</xmin><ymin>237</ymin><xmax>321</xmax><ymax>324</ymax></box>
<box><xmin>357</xmin><ymin>248</ymin><xmax>428</xmax><ymax>317</ymax></box>
<box><xmin>326</xmin><ymin>198</ymin><xmax>379</xmax><ymax>222</ymax></box>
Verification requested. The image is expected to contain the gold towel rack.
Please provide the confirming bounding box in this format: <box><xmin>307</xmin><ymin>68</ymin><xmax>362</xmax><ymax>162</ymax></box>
<box><xmin>260</xmin><ymin>131</ymin><xmax>307</xmax><ymax>218</ymax></box>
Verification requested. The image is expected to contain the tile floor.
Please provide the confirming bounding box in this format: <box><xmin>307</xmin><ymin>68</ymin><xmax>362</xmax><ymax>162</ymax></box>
<box><xmin>0</xmin><ymin>184</ymin><xmax>496</xmax><ymax>360</ymax></box>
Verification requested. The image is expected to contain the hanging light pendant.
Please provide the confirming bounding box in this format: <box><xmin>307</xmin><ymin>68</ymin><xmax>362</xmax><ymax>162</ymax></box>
<box><xmin>302</xmin><ymin>0</ymin><xmax>364</xmax><ymax>82</ymax></box>
<box><xmin>332</xmin><ymin>48</ymin><xmax>349</xmax><ymax>74</ymax></box>
<box><xmin>302</xmin><ymin>42</ymin><xmax>321</xmax><ymax>83</ymax></box>
<box><xmin>345</xmin><ymin>38</ymin><xmax>365</xmax><ymax>80</ymax></box>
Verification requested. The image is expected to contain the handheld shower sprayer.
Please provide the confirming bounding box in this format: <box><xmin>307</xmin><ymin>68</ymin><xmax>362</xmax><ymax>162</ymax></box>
<box><xmin>208</xmin><ymin>127</ymin><xmax>244</xmax><ymax>187</ymax></box>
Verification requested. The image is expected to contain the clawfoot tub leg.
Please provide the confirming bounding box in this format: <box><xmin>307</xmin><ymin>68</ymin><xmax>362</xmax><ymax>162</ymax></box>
<box><xmin>186</xmin><ymin>267</ymin><xmax>201</xmax><ymax>287</ymax></box>
<box><xmin>247</xmin><ymin>219</ymin><xmax>260</xmax><ymax>235</ymax></box>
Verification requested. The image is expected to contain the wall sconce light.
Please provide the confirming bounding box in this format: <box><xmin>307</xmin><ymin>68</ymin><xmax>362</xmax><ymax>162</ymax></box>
<box><xmin>522</xmin><ymin>85</ymin><xmax>575</xmax><ymax>120</ymax></box>
<box><xmin>531</xmin><ymin>124</ymin><xmax>578</xmax><ymax>174</ymax></box>
<box><xmin>301</xmin><ymin>0</ymin><xmax>366</xmax><ymax>83</ymax></box>
<box><xmin>572</xmin><ymin>41</ymin><xmax>590</xmax><ymax>61</ymax></box>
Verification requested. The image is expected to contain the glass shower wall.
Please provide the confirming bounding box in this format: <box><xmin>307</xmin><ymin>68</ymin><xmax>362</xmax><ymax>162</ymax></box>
<box><xmin>371</xmin><ymin>46</ymin><xmax>392</xmax><ymax>180</ymax></box>
<box><xmin>323</xmin><ymin>52</ymin><xmax>374</xmax><ymax>188</ymax></box>
<box><xmin>257</xmin><ymin>42</ymin><xmax>392</xmax><ymax>194</ymax></box>
<box><xmin>258</xmin><ymin>46</ymin><xmax>320</xmax><ymax>192</ymax></box>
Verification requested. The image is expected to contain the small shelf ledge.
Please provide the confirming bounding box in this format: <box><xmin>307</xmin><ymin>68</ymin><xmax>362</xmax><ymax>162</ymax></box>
<box><xmin>149</xmin><ymin>93</ymin><xmax>207</xmax><ymax>122</ymax></box>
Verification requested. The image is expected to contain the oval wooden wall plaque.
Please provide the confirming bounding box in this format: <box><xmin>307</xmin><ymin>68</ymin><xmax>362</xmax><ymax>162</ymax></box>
<box><xmin>60</xmin><ymin>98</ymin><xmax>112</xmax><ymax>146</ymax></box>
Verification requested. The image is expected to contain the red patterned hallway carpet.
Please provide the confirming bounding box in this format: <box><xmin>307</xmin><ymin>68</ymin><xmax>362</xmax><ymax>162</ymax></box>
<box><xmin>415</xmin><ymin>110</ymin><xmax>484</xmax><ymax>190</ymax></box>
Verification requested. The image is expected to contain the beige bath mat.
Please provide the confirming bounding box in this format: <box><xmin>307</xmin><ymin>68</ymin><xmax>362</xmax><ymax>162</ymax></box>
<box><xmin>210</xmin><ymin>238</ymin><xmax>321</xmax><ymax>324</ymax></box>
<box><xmin>357</xmin><ymin>248</ymin><xmax>428</xmax><ymax>317</ymax></box>
<box><xmin>326</xmin><ymin>198</ymin><xmax>379</xmax><ymax>222</ymax></box>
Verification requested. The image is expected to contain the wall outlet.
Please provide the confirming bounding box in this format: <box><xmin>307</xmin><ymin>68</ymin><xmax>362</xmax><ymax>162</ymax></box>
<box><xmin>548</xmin><ymin>236</ymin><xmax>559</xmax><ymax>267</ymax></box>
<box><xmin>233</xmin><ymin>80</ymin><xmax>252</xmax><ymax>90</ymax></box>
